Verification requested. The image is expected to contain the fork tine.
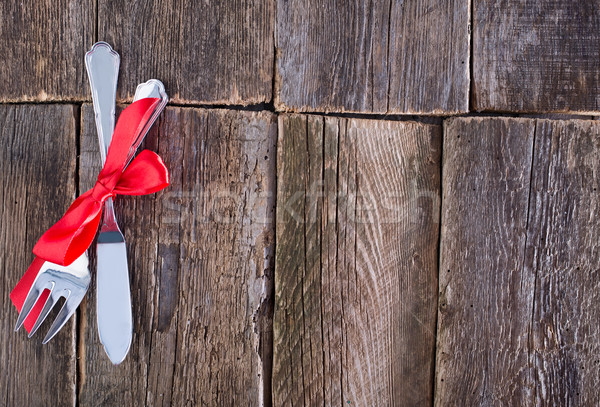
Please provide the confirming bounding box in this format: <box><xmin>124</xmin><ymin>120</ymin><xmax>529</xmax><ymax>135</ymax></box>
<box><xmin>28</xmin><ymin>292</ymin><xmax>61</xmax><ymax>337</ymax></box>
<box><xmin>14</xmin><ymin>283</ymin><xmax>52</xmax><ymax>332</ymax></box>
<box><xmin>42</xmin><ymin>291</ymin><xmax>82</xmax><ymax>344</ymax></box>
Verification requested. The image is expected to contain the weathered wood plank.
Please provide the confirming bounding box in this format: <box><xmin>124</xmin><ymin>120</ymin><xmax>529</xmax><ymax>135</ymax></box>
<box><xmin>0</xmin><ymin>1</ymin><xmax>94</xmax><ymax>102</ymax></box>
<box><xmin>0</xmin><ymin>104</ymin><xmax>78</xmax><ymax>406</ymax></box>
<box><xmin>78</xmin><ymin>105</ymin><xmax>276</xmax><ymax>406</ymax></box>
<box><xmin>98</xmin><ymin>0</ymin><xmax>275</xmax><ymax>105</ymax></box>
<box><xmin>274</xmin><ymin>115</ymin><xmax>441</xmax><ymax>405</ymax></box>
<box><xmin>171</xmin><ymin>108</ymin><xmax>276</xmax><ymax>406</ymax></box>
<box><xmin>526</xmin><ymin>119</ymin><xmax>600</xmax><ymax>405</ymax></box>
<box><xmin>436</xmin><ymin>117</ymin><xmax>536</xmax><ymax>405</ymax></box>
<box><xmin>276</xmin><ymin>1</ymin><xmax>469</xmax><ymax>114</ymax></box>
<box><xmin>436</xmin><ymin>117</ymin><xmax>600</xmax><ymax>404</ymax></box>
<box><xmin>473</xmin><ymin>0</ymin><xmax>600</xmax><ymax>113</ymax></box>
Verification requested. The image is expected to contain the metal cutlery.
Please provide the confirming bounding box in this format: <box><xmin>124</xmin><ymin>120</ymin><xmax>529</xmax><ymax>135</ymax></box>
<box><xmin>86</xmin><ymin>42</ymin><xmax>168</xmax><ymax>364</ymax></box>
<box><xmin>13</xmin><ymin>41</ymin><xmax>117</xmax><ymax>344</ymax></box>
<box><xmin>14</xmin><ymin>254</ymin><xmax>90</xmax><ymax>343</ymax></box>
<box><xmin>12</xmin><ymin>41</ymin><xmax>115</xmax><ymax>344</ymax></box>
<box><xmin>15</xmin><ymin>42</ymin><xmax>168</xmax><ymax>355</ymax></box>
<box><xmin>86</xmin><ymin>41</ymin><xmax>130</xmax><ymax>365</ymax></box>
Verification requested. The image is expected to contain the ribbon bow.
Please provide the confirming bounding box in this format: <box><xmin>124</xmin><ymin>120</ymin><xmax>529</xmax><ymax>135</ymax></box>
<box><xmin>34</xmin><ymin>97</ymin><xmax>169</xmax><ymax>266</ymax></box>
<box><xmin>11</xmin><ymin>97</ymin><xmax>169</xmax><ymax>330</ymax></box>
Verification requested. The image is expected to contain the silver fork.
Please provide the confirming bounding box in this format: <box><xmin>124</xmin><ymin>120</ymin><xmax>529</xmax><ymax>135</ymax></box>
<box><xmin>14</xmin><ymin>254</ymin><xmax>90</xmax><ymax>343</ymax></box>
<box><xmin>13</xmin><ymin>77</ymin><xmax>167</xmax><ymax>343</ymax></box>
<box><xmin>14</xmin><ymin>44</ymin><xmax>167</xmax><ymax>344</ymax></box>
<box><xmin>13</xmin><ymin>76</ymin><xmax>167</xmax><ymax>343</ymax></box>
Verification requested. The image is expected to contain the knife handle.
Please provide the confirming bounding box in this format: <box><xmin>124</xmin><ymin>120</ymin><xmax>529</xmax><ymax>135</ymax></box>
<box><xmin>85</xmin><ymin>42</ymin><xmax>120</xmax><ymax>165</ymax></box>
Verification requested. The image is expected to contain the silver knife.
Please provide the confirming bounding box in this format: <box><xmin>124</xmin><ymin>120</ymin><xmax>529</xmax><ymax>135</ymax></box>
<box><xmin>85</xmin><ymin>42</ymin><xmax>131</xmax><ymax>365</ymax></box>
<box><xmin>86</xmin><ymin>43</ymin><xmax>169</xmax><ymax>364</ymax></box>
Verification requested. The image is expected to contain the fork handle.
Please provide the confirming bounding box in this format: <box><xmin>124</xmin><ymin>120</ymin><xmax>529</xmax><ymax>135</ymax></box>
<box><xmin>126</xmin><ymin>79</ymin><xmax>169</xmax><ymax>166</ymax></box>
<box><xmin>85</xmin><ymin>42</ymin><xmax>120</xmax><ymax>165</ymax></box>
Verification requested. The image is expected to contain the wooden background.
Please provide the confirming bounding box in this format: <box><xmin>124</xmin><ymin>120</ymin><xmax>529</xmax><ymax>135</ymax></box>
<box><xmin>0</xmin><ymin>1</ymin><xmax>599</xmax><ymax>406</ymax></box>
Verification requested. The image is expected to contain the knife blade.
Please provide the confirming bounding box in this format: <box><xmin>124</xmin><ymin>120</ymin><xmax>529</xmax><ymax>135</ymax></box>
<box><xmin>96</xmin><ymin>230</ymin><xmax>131</xmax><ymax>364</ymax></box>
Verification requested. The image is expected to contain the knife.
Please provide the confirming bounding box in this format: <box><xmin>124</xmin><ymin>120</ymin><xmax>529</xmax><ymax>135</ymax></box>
<box><xmin>85</xmin><ymin>42</ymin><xmax>132</xmax><ymax>365</ymax></box>
<box><xmin>86</xmin><ymin>42</ymin><xmax>169</xmax><ymax>364</ymax></box>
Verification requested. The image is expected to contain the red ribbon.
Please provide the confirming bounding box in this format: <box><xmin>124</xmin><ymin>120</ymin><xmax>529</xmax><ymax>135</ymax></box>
<box><xmin>11</xmin><ymin>257</ymin><xmax>48</xmax><ymax>332</ymax></box>
<box><xmin>10</xmin><ymin>97</ymin><xmax>169</xmax><ymax>331</ymax></box>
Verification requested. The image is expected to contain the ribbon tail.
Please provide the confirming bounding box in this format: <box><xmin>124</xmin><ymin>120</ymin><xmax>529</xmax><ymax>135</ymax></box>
<box><xmin>10</xmin><ymin>257</ymin><xmax>50</xmax><ymax>333</ymax></box>
<box><xmin>33</xmin><ymin>190</ymin><xmax>104</xmax><ymax>266</ymax></box>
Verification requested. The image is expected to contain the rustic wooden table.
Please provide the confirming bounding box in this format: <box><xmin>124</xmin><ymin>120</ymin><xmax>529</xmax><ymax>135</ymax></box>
<box><xmin>1</xmin><ymin>1</ymin><xmax>599</xmax><ymax>406</ymax></box>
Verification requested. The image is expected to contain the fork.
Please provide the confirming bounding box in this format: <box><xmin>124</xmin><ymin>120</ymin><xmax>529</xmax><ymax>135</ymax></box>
<box><xmin>14</xmin><ymin>80</ymin><xmax>169</xmax><ymax>345</ymax></box>
<box><xmin>14</xmin><ymin>254</ymin><xmax>90</xmax><ymax>343</ymax></box>
<box><xmin>14</xmin><ymin>42</ymin><xmax>167</xmax><ymax>344</ymax></box>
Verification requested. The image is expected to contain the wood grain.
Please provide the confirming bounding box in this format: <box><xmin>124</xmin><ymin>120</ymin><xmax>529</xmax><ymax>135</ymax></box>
<box><xmin>473</xmin><ymin>0</ymin><xmax>600</xmax><ymax>113</ymax></box>
<box><xmin>436</xmin><ymin>117</ymin><xmax>600</xmax><ymax>404</ymax></box>
<box><xmin>275</xmin><ymin>0</ymin><xmax>469</xmax><ymax>114</ymax></box>
<box><xmin>0</xmin><ymin>0</ymin><xmax>94</xmax><ymax>102</ymax></box>
<box><xmin>526</xmin><ymin>119</ymin><xmax>600</xmax><ymax>405</ymax></box>
<box><xmin>78</xmin><ymin>105</ymin><xmax>276</xmax><ymax>406</ymax></box>
<box><xmin>98</xmin><ymin>0</ymin><xmax>275</xmax><ymax>105</ymax></box>
<box><xmin>0</xmin><ymin>105</ymin><xmax>78</xmax><ymax>406</ymax></box>
<box><xmin>436</xmin><ymin>117</ymin><xmax>536</xmax><ymax>405</ymax></box>
<box><xmin>273</xmin><ymin>114</ymin><xmax>441</xmax><ymax>405</ymax></box>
